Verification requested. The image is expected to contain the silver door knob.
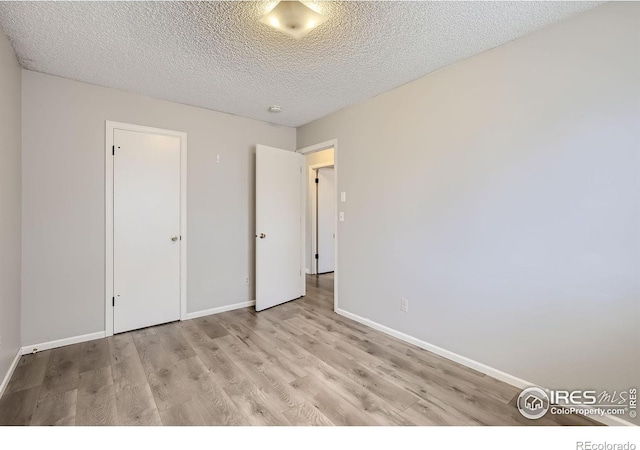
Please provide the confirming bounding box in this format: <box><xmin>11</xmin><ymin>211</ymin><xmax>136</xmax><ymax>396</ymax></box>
<box><xmin>171</xmin><ymin>236</ymin><xmax>178</xmax><ymax>242</ymax></box>
<box><xmin>259</xmin><ymin>233</ymin><xmax>266</xmax><ymax>239</ymax></box>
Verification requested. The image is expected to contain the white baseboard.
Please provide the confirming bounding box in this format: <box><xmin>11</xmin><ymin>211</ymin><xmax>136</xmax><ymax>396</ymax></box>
<box><xmin>18</xmin><ymin>301</ymin><xmax>256</xmax><ymax>357</ymax></box>
<box><xmin>185</xmin><ymin>300</ymin><xmax>256</xmax><ymax>320</ymax></box>
<box><xmin>335</xmin><ymin>308</ymin><xmax>636</xmax><ymax>427</ymax></box>
<box><xmin>21</xmin><ymin>331</ymin><xmax>106</xmax><ymax>355</ymax></box>
<box><xmin>305</xmin><ymin>268</ymin><xmax>311</xmax><ymax>274</ymax></box>
<box><xmin>0</xmin><ymin>349</ymin><xmax>21</xmax><ymax>399</ymax></box>
<box><xmin>335</xmin><ymin>308</ymin><xmax>531</xmax><ymax>389</ymax></box>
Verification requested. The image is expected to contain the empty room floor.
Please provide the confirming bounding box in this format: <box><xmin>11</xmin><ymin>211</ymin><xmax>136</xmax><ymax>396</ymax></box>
<box><xmin>0</xmin><ymin>274</ymin><xmax>597</xmax><ymax>426</ymax></box>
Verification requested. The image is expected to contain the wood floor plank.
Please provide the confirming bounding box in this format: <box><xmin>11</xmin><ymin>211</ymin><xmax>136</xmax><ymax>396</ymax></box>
<box><xmin>180</xmin><ymin>370</ymin><xmax>248</xmax><ymax>426</ymax></box>
<box><xmin>222</xmin><ymin>377</ymin><xmax>291</xmax><ymax>426</ymax></box>
<box><xmin>215</xmin><ymin>308</ymin><xmax>256</xmax><ymax>326</ymax></box>
<box><xmin>108</xmin><ymin>333</ymin><xmax>138</xmax><ymax>365</ymax></box>
<box><xmin>151</xmin><ymin>321</ymin><xmax>181</xmax><ymax>335</ymax></box>
<box><xmin>374</xmin><ymin>362</ymin><xmax>541</xmax><ymax>426</ymax></box>
<box><xmin>259</xmin><ymin>329</ymin><xmax>416</xmax><ymax>425</ymax></box>
<box><xmin>115</xmin><ymin>383</ymin><xmax>162</xmax><ymax>426</ymax></box>
<box><xmin>76</xmin><ymin>366</ymin><xmax>118</xmax><ymax>426</ymax></box>
<box><xmin>0</xmin><ymin>386</ymin><xmax>41</xmax><ymax>425</ymax></box>
<box><xmin>79</xmin><ymin>339</ymin><xmax>111</xmax><ymax>374</ymax></box>
<box><xmin>146</xmin><ymin>357</ymin><xmax>199</xmax><ymax>412</ymax></box>
<box><xmin>402</xmin><ymin>398</ymin><xmax>481</xmax><ymax>426</ymax></box>
<box><xmin>178</xmin><ymin>320</ymin><xmax>218</xmax><ymax>350</ymax></box>
<box><xmin>294</xmin><ymin>333</ymin><xmax>419</xmax><ymax>412</ymax></box>
<box><xmin>39</xmin><ymin>344</ymin><xmax>81</xmax><ymax>399</ymax></box>
<box><xmin>286</xmin><ymin>316</ymin><xmax>386</xmax><ymax>369</ymax></box>
<box><xmin>214</xmin><ymin>331</ymin><xmax>303</xmax><ymax>385</ymax></box>
<box><xmin>241</xmin><ymin>360</ymin><xmax>307</xmax><ymax>413</ymax></box>
<box><xmin>283</xmin><ymin>402</ymin><xmax>335</xmax><ymax>426</ymax></box>
<box><xmin>222</xmin><ymin>320</ymin><xmax>308</xmax><ymax>380</ymax></box>
<box><xmin>159</xmin><ymin>400</ymin><xmax>207</xmax><ymax>426</ymax></box>
<box><xmin>112</xmin><ymin>355</ymin><xmax>147</xmax><ymax>393</ymax></box>
<box><xmin>213</xmin><ymin>336</ymin><xmax>306</xmax><ymax>414</ymax></box>
<box><xmin>196</xmin><ymin>346</ymin><xmax>246</xmax><ymax>387</ymax></box>
<box><xmin>130</xmin><ymin>327</ymin><xmax>156</xmax><ymax>339</ymax></box>
<box><xmin>5</xmin><ymin>352</ymin><xmax>50</xmax><ymax>394</ymax></box>
<box><xmin>156</xmin><ymin>328</ymin><xmax>196</xmax><ymax>361</ymax></box>
<box><xmin>30</xmin><ymin>389</ymin><xmax>77</xmax><ymax>426</ymax></box>
<box><xmin>213</xmin><ymin>334</ymin><xmax>268</xmax><ymax>372</ymax></box>
<box><xmin>194</xmin><ymin>315</ymin><xmax>230</xmax><ymax>340</ymax></box>
<box><xmin>134</xmin><ymin>333</ymin><xmax>181</xmax><ymax>377</ymax></box>
<box><xmin>288</xmin><ymin>375</ymin><xmax>373</xmax><ymax>426</ymax></box>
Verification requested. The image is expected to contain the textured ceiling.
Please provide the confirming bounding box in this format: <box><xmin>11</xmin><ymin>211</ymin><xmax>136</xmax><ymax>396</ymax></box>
<box><xmin>0</xmin><ymin>1</ymin><xmax>601</xmax><ymax>127</ymax></box>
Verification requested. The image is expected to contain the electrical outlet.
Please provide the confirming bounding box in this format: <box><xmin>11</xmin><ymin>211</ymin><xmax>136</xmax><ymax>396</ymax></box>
<box><xmin>244</xmin><ymin>276</ymin><xmax>250</xmax><ymax>285</ymax></box>
<box><xmin>400</xmin><ymin>298</ymin><xmax>409</xmax><ymax>313</ymax></box>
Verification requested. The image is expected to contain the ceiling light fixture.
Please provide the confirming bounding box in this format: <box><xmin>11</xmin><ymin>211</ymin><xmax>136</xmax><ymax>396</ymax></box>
<box><xmin>260</xmin><ymin>1</ymin><xmax>327</xmax><ymax>40</ymax></box>
<box><xmin>268</xmin><ymin>105</ymin><xmax>282</xmax><ymax>113</ymax></box>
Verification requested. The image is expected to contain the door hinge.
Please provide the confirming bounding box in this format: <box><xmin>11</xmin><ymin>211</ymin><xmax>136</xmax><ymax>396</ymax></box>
<box><xmin>112</xmin><ymin>296</ymin><xmax>115</xmax><ymax>307</ymax></box>
<box><xmin>315</xmin><ymin>253</ymin><xmax>319</xmax><ymax>259</ymax></box>
<box><xmin>315</xmin><ymin>178</ymin><xmax>319</xmax><ymax>184</ymax></box>
<box><xmin>112</xmin><ymin>145</ymin><xmax>115</xmax><ymax>155</ymax></box>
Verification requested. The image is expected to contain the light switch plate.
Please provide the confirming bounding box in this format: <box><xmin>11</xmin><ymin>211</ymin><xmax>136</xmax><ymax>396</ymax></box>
<box><xmin>340</xmin><ymin>192</ymin><xmax>346</xmax><ymax>202</ymax></box>
<box><xmin>339</xmin><ymin>212</ymin><xmax>345</xmax><ymax>222</ymax></box>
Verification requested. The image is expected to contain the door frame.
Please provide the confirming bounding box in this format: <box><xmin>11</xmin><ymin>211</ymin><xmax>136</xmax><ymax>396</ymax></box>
<box><xmin>308</xmin><ymin>163</ymin><xmax>334</xmax><ymax>275</ymax></box>
<box><xmin>105</xmin><ymin>121</ymin><xmax>188</xmax><ymax>337</ymax></box>
<box><xmin>297</xmin><ymin>139</ymin><xmax>339</xmax><ymax>312</ymax></box>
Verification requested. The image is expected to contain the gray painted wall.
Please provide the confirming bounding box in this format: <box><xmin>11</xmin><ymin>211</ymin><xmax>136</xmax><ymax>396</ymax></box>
<box><xmin>21</xmin><ymin>70</ymin><xmax>295</xmax><ymax>346</ymax></box>
<box><xmin>0</xmin><ymin>26</ymin><xmax>21</xmax><ymax>383</ymax></box>
<box><xmin>298</xmin><ymin>2</ymin><xmax>640</xmax><ymax>423</ymax></box>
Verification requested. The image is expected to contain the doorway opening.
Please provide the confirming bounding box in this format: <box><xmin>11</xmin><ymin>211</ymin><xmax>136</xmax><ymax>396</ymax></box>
<box><xmin>298</xmin><ymin>141</ymin><xmax>338</xmax><ymax>312</ymax></box>
<box><xmin>254</xmin><ymin>139</ymin><xmax>338</xmax><ymax>313</ymax></box>
<box><xmin>313</xmin><ymin>165</ymin><xmax>335</xmax><ymax>275</ymax></box>
<box><xmin>306</xmin><ymin>153</ymin><xmax>335</xmax><ymax>275</ymax></box>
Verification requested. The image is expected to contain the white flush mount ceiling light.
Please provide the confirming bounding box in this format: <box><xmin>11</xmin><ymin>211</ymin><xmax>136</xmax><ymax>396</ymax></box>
<box><xmin>268</xmin><ymin>105</ymin><xmax>282</xmax><ymax>113</ymax></box>
<box><xmin>260</xmin><ymin>1</ymin><xmax>328</xmax><ymax>40</ymax></box>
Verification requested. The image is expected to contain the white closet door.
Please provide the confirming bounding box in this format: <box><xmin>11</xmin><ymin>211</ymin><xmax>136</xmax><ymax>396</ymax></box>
<box><xmin>113</xmin><ymin>129</ymin><xmax>181</xmax><ymax>333</ymax></box>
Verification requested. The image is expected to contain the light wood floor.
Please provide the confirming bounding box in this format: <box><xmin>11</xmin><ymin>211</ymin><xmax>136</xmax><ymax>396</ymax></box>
<box><xmin>0</xmin><ymin>273</ymin><xmax>597</xmax><ymax>426</ymax></box>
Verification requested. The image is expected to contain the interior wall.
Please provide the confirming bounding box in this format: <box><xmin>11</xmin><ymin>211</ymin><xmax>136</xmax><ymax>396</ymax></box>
<box><xmin>21</xmin><ymin>70</ymin><xmax>295</xmax><ymax>346</ymax></box>
<box><xmin>297</xmin><ymin>2</ymin><xmax>640</xmax><ymax>424</ymax></box>
<box><xmin>0</xmin><ymin>26</ymin><xmax>22</xmax><ymax>384</ymax></box>
<box><xmin>304</xmin><ymin>148</ymin><xmax>334</xmax><ymax>273</ymax></box>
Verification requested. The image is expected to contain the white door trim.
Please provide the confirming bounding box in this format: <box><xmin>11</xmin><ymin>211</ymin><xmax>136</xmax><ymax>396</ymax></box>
<box><xmin>297</xmin><ymin>139</ymin><xmax>339</xmax><ymax>312</ymax></box>
<box><xmin>105</xmin><ymin>121</ymin><xmax>188</xmax><ymax>337</ymax></box>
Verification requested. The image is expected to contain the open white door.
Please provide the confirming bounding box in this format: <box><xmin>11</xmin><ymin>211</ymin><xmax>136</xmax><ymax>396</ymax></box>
<box><xmin>256</xmin><ymin>145</ymin><xmax>304</xmax><ymax>311</ymax></box>
<box><xmin>317</xmin><ymin>168</ymin><xmax>335</xmax><ymax>274</ymax></box>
